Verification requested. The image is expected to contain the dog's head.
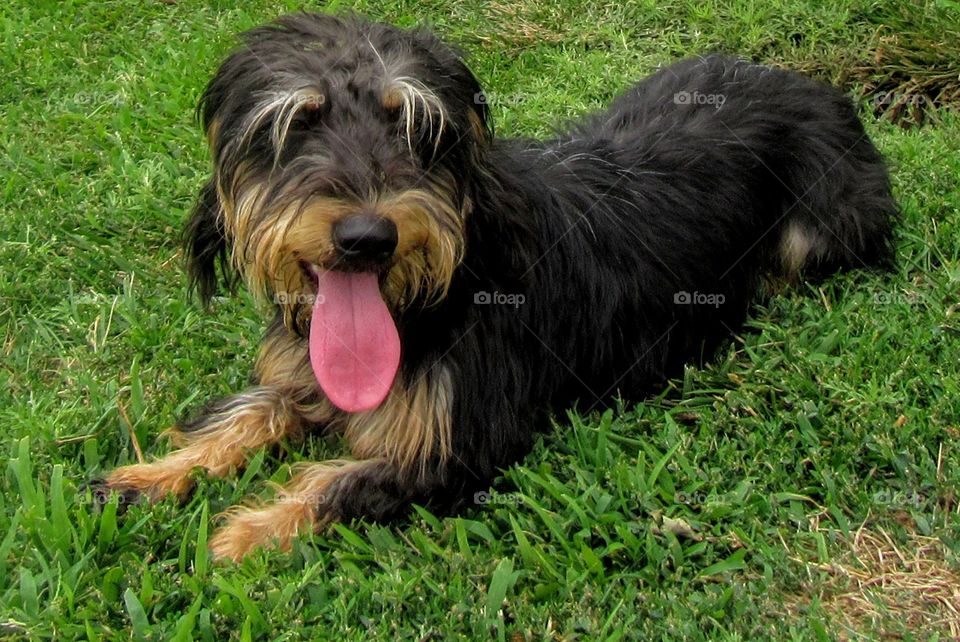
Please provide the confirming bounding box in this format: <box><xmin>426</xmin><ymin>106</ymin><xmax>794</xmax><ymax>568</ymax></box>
<box><xmin>186</xmin><ymin>13</ymin><xmax>490</xmax><ymax>411</ymax></box>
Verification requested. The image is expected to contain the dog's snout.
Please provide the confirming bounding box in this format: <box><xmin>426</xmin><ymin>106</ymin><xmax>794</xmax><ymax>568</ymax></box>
<box><xmin>332</xmin><ymin>214</ymin><xmax>398</xmax><ymax>263</ymax></box>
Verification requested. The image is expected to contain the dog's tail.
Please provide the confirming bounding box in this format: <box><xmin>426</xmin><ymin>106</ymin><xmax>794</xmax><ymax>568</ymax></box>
<box><xmin>767</xmin><ymin>88</ymin><xmax>898</xmax><ymax>280</ymax></box>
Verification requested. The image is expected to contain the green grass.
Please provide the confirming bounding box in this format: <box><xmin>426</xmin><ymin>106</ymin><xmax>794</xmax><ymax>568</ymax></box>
<box><xmin>2</xmin><ymin>0</ymin><xmax>959</xmax><ymax>639</ymax></box>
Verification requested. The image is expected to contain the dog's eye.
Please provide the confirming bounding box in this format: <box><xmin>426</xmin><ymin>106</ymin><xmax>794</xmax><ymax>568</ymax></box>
<box><xmin>290</xmin><ymin>98</ymin><xmax>326</xmax><ymax>131</ymax></box>
<box><xmin>383</xmin><ymin>102</ymin><xmax>402</xmax><ymax>120</ymax></box>
<box><xmin>289</xmin><ymin>110</ymin><xmax>320</xmax><ymax>132</ymax></box>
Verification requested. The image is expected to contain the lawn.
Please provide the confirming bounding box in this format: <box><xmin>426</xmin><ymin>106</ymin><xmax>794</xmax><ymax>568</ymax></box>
<box><xmin>2</xmin><ymin>1</ymin><xmax>959</xmax><ymax>639</ymax></box>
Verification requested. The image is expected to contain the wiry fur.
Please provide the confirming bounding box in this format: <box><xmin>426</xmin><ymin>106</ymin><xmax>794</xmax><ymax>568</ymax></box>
<box><xmin>97</xmin><ymin>12</ymin><xmax>897</xmax><ymax>560</ymax></box>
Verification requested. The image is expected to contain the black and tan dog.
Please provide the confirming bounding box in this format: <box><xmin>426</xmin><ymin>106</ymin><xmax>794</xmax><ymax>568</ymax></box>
<box><xmin>97</xmin><ymin>12</ymin><xmax>897</xmax><ymax>560</ymax></box>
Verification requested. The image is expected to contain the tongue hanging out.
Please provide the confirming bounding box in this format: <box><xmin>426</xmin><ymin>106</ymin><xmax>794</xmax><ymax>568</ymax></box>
<box><xmin>308</xmin><ymin>270</ymin><xmax>401</xmax><ymax>413</ymax></box>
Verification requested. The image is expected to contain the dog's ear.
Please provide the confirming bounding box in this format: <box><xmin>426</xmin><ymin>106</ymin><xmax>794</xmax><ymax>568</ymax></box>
<box><xmin>468</xmin><ymin>87</ymin><xmax>492</xmax><ymax>145</ymax></box>
<box><xmin>450</xmin><ymin>56</ymin><xmax>492</xmax><ymax>145</ymax></box>
<box><xmin>183</xmin><ymin>179</ymin><xmax>234</xmax><ymax>305</ymax></box>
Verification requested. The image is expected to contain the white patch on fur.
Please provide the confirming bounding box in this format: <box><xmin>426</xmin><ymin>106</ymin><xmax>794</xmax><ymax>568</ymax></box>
<box><xmin>779</xmin><ymin>221</ymin><xmax>815</xmax><ymax>276</ymax></box>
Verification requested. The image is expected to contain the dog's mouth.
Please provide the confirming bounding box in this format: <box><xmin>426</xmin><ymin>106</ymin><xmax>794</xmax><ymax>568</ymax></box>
<box><xmin>300</xmin><ymin>261</ymin><xmax>400</xmax><ymax>413</ymax></box>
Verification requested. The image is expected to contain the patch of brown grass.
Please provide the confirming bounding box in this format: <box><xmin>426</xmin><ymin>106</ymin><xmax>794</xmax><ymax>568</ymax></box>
<box><xmin>790</xmin><ymin>6</ymin><xmax>960</xmax><ymax>128</ymax></box>
<box><xmin>784</xmin><ymin>522</ymin><xmax>960</xmax><ymax>639</ymax></box>
<box><xmin>470</xmin><ymin>2</ymin><xmax>568</xmax><ymax>49</ymax></box>
<box><xmin>851</xmin><ymin>34</ymin><xmax>960</xmax><ymax>128</ymax></box>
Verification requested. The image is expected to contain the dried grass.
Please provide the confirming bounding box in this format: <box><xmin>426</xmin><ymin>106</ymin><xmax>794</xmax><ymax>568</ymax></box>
<box><xmin>784</xmin><ymin>522</ymin><xmax>960</xmax><ymax>639</ymax></box>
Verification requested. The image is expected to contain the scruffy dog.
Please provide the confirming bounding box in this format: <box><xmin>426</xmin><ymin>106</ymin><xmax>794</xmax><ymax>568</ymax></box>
<box><xmin>97</xmin><ymin>12</ymin><xmax>897</xmax><ymax>560</ymax></box>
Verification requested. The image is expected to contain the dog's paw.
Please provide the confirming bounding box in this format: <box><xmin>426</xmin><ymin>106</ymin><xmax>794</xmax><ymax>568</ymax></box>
<box><xmin>209</xmin><ymin>502</ymin><xmax>320</xmax><ymax>563</ymax></box>
<box><xmin>82</xmin><ymin>477</ymin><xmax>143</xmax><ymax>514</ymax></box>
<box><xmin>94</xmin><ymin>463</ymin><xmax>195</xmax><ymax>504</ymax></box>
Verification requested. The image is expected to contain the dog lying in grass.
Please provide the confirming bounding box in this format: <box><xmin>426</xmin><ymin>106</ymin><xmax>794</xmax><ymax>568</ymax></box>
<box><xmin>95</xmin><ymin>12</ymin><xmax>897</xmax><ymax>561</ymax></box>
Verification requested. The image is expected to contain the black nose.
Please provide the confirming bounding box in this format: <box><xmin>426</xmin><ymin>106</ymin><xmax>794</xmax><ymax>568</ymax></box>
<box><xmin>332</xmin><ymin>214</ymin><xmax>398</xmax><ymax>264</ymax></box>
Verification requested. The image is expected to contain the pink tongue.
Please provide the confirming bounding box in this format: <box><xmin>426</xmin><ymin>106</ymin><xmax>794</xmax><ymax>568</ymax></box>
<box><xmin>309</xmin><ymin>271</ymin><xmax>400</xmax><ymax>412</ymax></box>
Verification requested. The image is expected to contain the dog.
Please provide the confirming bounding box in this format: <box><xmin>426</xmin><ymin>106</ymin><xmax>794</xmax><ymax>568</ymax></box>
<box><xmin>96</xmin><ymin>12</ymin><xmax>897</xmax><ymax>561</ymax></box>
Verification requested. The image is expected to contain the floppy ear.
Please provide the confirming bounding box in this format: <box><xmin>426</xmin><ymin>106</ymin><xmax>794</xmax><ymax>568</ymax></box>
<box><xmin>183</xmin><ymin>179</ymin><xmax>234</xmax><ymax>304</ymax></box>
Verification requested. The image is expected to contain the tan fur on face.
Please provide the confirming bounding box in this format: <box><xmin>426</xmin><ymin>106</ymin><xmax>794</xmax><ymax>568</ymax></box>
<box><xmin>379</xmin><ymin>183</ymin><xmax>465</xmax><ymax>309</ymax></box>
<box><xmin>218</xmin><ymin>168</ymin><xmax>465</xmax><ymax>322</ymax></box>
<box><xmin>382</xmin><ymin>87</ymin><xmax>405</xmax><ymax>112</ymax></box>
<box><xmin>218</xmin><ymin>170</ymin><xmax>351</xmax><ymax>319</ymax></box>
<box><xmin>209</xmin><ymin>459</ymin><xmax>375</xmax><ymax>561</ymax></box>
<box><xmin>344</xmin><ymin>367</ymin><xmax>453</xmax><ymax>479</ymax></box>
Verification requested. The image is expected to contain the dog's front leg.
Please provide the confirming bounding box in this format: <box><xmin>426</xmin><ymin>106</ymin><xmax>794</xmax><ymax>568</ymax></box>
<box><xmin>209</xmin><ymin>455</ymin><xmax>477</xmax><ymax>561</ymax></box>
<box><xmin>207</xmin><ymin>459</ymin><xmax>403</xmax><ymax>561</ymax></box>
<box><xmin>209</xmin><ymin>364</ymin><xmax>504</xmax><ymax>560</ymax></box>
<box><xmin>208</xmin><ymin>360</ymin><xmax>538</xmax><ymax>560</ymax></box>
<box><xmin>99</xmin><ymin>325</ymin><xmax>331</xmax><ymax>501</ymax></box>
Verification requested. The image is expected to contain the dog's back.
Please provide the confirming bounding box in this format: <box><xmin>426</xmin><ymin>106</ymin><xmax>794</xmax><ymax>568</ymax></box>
<box><xmin>465</xmin><ymin>54</ymin><xmax>898</xmax><ymax>404</ymax></box>
<box><xmin>589</xmin><ymin>54</ymin><xmax>898</xmax><ymax>277</ymax></box>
